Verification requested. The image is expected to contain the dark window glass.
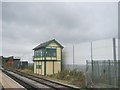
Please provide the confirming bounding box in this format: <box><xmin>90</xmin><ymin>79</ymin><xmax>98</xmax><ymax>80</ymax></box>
<box><xmin>46</xmin><ymin>48</ymin><xmax>56</xmax><ymax>57</ymax></box>
<box><xmin>34</xmin><ymin>49</ymin><xmax>44</xmax><ymax>57</ymax></box>
<box><xmin>36</xmin><ymin>65</ymin><xmax>41</xmax><ymax>69</ymax></box>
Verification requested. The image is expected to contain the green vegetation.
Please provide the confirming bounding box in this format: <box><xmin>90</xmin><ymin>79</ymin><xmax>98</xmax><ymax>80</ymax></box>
<box><xmin>18</xmin><ymin>65</ymin><xmax>34</xmax><ymax>75</ymax></box>
<box><xmin>18</xmin><ymin>66</ymin><xmax>86</xmax><ymax>88</ymax></box>
<box><xmin>48</xmin><ymin>69</ymin><xmax>86</xmax><ymax>88</ymax></box>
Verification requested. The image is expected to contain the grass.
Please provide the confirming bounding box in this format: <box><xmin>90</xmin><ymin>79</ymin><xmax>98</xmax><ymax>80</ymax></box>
<box><xmin>47</xmin><ymin>69</ymin><xmax>86</xmax><ymax>88</ymax></box>
<box><xmin>18</xmin><ymin>65</ymin><xmax>34</xmax><ymax>75</ymax></box>
<box><xmin>17</xmin><ymin>66</ymin><xmax>86</xmax><ymax>88</ymax></box>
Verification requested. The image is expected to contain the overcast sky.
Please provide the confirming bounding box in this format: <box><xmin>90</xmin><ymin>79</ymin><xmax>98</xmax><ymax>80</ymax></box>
<box><xmin>2</xmin><ymin>2</ymin><xmax>118</xmax><ymax>63</ymax></box>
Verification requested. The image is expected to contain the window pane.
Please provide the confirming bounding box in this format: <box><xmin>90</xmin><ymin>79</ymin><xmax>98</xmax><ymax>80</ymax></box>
<box><xmin>34</xmin><ymin>49</ymin><xmax>44</xmax><ymax>57</ymax></box>
<box><xmin>36</xmin><ymin>65</ymin><xmax>41</xmax><ymax>69</ymax></box>
<box><xmin>46</xmin><ymin>48</ymin><xmax>56</xmax><ymax>57</ymax></box>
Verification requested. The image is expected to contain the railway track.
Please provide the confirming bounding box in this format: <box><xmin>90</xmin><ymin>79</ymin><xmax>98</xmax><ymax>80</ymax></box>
<box><xmin>2</xmin><ymin>69</ymin><xmax>50</xmax><ymax>90</ymax></box>
<box><xmin>2</xmin><ymin>68</ymin><xmax>81</xmax><ymax>90</ymax></box>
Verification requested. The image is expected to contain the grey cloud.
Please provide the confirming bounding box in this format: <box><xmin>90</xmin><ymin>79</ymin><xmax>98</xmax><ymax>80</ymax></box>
<box><xmin>0</xmin><ymin>2</ymin><xmax>2</xmax><ymax>55</ymax></box>
<box><xmin>2</xmin><ymin>2</ymin><xmax>118</xmax><ymax>62</ymax></box>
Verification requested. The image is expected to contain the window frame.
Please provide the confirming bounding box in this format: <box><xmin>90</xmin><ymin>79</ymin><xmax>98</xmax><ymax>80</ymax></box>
<box><xmin>36</xmin><ymin>65</ymin><xmax>42</xmax><ymax>69</ymax></box>
<box><xmin>34</xmin><ymin>49</ymin><xmax>44</xmax><ymax>58</ymax></box>
<box><xmin>46</xmin><ymin>48</ymin><xmax>57</xmax><ymax>57</ymax></box>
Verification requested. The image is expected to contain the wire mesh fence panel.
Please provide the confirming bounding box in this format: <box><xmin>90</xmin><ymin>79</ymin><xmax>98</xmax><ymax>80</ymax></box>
<box><xmin>63</xmin><ymin>60</ymin><xmax>119</xmax><ymax>88</ymax></box>
<box><xmin>86</xmin><ymin>60</ymin><xmax>118</xmax><ymax>88</ymax></box>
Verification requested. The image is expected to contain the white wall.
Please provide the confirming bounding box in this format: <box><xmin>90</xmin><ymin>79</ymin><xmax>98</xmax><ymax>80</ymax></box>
<box><xmin>63</xmin><ymin>38</ymin><xmax>119</xmax><ymax>65</ymax></box>
<box><xmin>74</xmin><ymin>42</ymin><xmax>91</xmax><ymax>64</ymax></box>
<box><xmin>92</xmin><ymin>38</ymin><xmax>113</xmax><ymax>60</ymax></box>
<box><xmin>63</xmin><ymin>44</ymin><xmax>74</xmax><ymax>65</ymax></box>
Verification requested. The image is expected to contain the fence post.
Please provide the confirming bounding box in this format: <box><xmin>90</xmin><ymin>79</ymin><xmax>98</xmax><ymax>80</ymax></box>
<box><xmin>92</xmin><ymin>60</ymin><xmax>94</xmax><ymax>83</ymax></box>
<box><xmin>85</xmin><ymin>60</ymin><xmax>88</xmax><ymax>87</ymax></box>
<box><xmin>73</xmin><ymin>45</ymin><xmax>74</xmax><ymax>70</ymax></box>
<box><xmin>118</xmin><ymin>60</ymin><xmax>120</xmax><ymax>88</ymax></box>
<box><xmin>114</xmin><ymin>60</ymin><xmax>117</xmax><ymax>87</ymax></box>
<box><xmin>108</xmin><ymin>60</ymin><xmax>111</xmax><ymax>85</ymax></box>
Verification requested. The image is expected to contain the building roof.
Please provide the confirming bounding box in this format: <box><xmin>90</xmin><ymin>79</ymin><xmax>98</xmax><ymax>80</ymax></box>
<box><xmin>33</xmin><ymin>39</ymin><xmax>64</xmax><ymax>50</ymax></box>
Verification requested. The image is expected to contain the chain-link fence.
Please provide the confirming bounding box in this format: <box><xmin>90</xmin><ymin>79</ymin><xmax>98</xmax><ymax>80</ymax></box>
<box><xmin>86</xmin><ymin>60</ymin><xmax>119</xmax><ymax>88</ymax></box>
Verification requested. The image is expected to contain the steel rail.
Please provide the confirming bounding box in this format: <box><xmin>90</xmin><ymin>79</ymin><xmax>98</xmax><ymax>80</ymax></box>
<box><xmin>5</xmin><ymin>68</ymin><xmax>81</xmax><ymax>90</ymax></box>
